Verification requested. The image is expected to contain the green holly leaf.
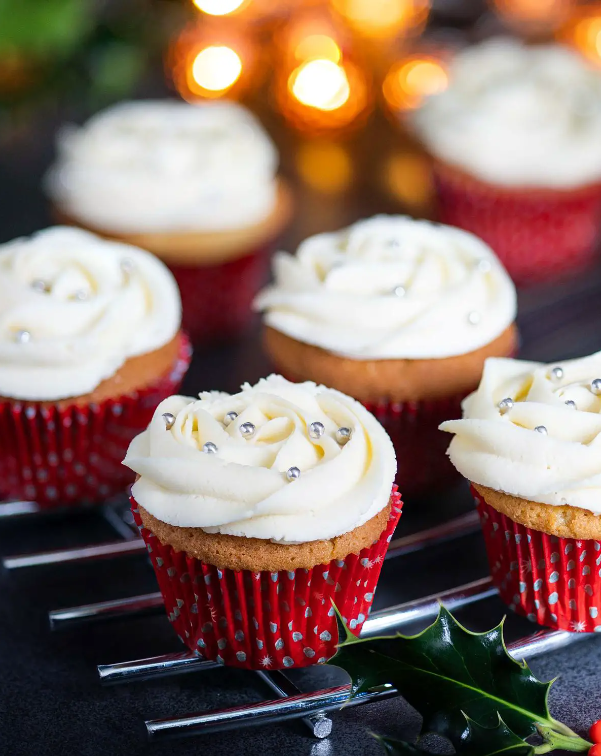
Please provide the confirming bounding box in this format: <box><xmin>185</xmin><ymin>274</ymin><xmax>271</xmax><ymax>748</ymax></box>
<box><xmin>329</xmin><ymin>606</ymin><xmax>589</xmax><ymax>753</ymax></box>
<box><xmin>456</xmin><ymin>714</ymin><xmax>534</xmax><ymax>756</ymax></box>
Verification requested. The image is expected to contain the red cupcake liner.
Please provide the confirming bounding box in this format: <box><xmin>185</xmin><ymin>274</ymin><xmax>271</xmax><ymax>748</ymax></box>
<box><xmin>0</xmin><ymin>334</ymin><xmax>192</xmax><ymax>509</ymax></box>
<box><xmin>474</xmin><ymin>486</ymin><xmax>601</xmax><ymax>633</ymax></box>
<box><xmin>433</xmin><ymin>164</ymin><xmax>601</xmax><ymax>285</ymax></box>
<box><xmin>169</xmin><ymin>245</ymin><xmax>272</xmax><ymax>345</ymax></box>
<box><xmin>362</xmin><ymin>396</ymin><xmax>465</xmax><ymax>498</ymax></box>
<box><xmin>132</xmin><ymin>486</ymin><xmax>402</xmax><ymax>670</ymax></box>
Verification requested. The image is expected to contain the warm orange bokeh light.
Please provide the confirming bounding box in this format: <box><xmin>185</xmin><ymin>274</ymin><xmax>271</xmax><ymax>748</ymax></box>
<box><xmin>560</xmin><ymin>7</ymin><xmax>601</xmax><ymax>67</ymax></box>
<box><xmin>384</xmin><ymin>152</ymin><xmax>434</xmax><ymax>212</ymax></box>
<box><xmin>383</xmin><ymin>56</ymin><xmax>448</xmax><ymax>113</ymax></box>
<box><xmin>294</xmin><ymin>35</ymin><xmax>342</xmax><ymax>63</ymax></box>
<box><xmin>192</xmin><ymin>0</ymin><xmax>248</xmax><ymax>16</ymax></box>
<box><xmin>493</xmin><ymin>0</ymin><xmax>571</xmax><ymax>34</ymax></box>
<box><xmin>332</xmin><ymin>0</ymin><xmax>429</xmax><ymax>39</ymax></box>
<box><xmin>290</xmin><ymin>59</ymin><xmax>350</xmax><ymax>111</ymax></box>
<box><xmin>190</xmin><ymin>45</ymin><xmax>242</xmax><ymax>94</ymax></box>
<box><xmin>297</xmin><ymin>141</ymin><xmax>353</xmax><ymax>193</ymax></box>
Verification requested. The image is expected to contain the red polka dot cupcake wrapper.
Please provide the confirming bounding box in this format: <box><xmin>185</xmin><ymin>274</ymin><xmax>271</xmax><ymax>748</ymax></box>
<box><xmin>0</xmin><ymin>334</ymin><xmax>192</xmax><ymax>509</ymax></box>
<box><xmin>131</xmin><ymin>487</ymin><xmax>402</xmax><ymax>670</ymax></box>
<box><xmin>473</xmin><ymin>486</ymin><xmax>601</xmax><ymax>633</ymax></box>
<box><xmin>434</xmin><ymin>164</ymin><xmax>601</xmax><ymax>285</ymax></box>
<box><xmin>364</xmin><ymin>396</ymin><xmax>463</xmax><ymax>498</ymax></box>
<box><xmin>168</xmin><ymin>245</ymin><xmax>272</xmax><ymax>346</ymax></box>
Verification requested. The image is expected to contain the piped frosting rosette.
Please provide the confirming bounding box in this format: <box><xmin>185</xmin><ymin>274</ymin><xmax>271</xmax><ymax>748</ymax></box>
<box><xmin>45</xmin><ymin>99</ymin><xmax>279</xmax><ymax>233</ymax></box>
<box><xmin>255</xmin><ymin>215</ymin><xmax>516</xmax><ymax>360</ymax></box>
<box><xmin>441</xmin><ymin>354</ymin><xmax>601</xmax><ymax>513</ymax></box>
<box><xmin>126</xmin><ymin>374</ymin><xmax>397</xmax><ymax>543</ymax></box>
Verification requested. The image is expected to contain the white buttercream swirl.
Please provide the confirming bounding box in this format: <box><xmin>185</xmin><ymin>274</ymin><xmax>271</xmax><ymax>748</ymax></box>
<box><xmin>0</xmin><ymin>226</ymin><xmax>181</xmax><ymax>401</ymax></box>
<box><xmin>124</xmin><ymin>375</ymin><xmax>397</xmax><ymax>543</ymax></box>
<box><xmin>411</xmin><ymin>39</ymin><xmax>601</xmax><ymax>188</ymax></box>
<box><xmin>255</xmin><ymin>215</ymin><xmax>516</xmax><ymax>360</ymax></box>
<box><xmin>45</xmin><ymin>100</ymin><xmax>279</xmax><ymax>233</ymax></box>
<box><xmin>440</xmin><ymin>353</ymin><xmax>601</xmax><ymax>513</ymax></box>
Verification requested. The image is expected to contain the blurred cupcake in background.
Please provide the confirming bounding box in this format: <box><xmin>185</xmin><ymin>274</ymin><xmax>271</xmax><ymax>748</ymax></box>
<box><xmin>441</xmin><ymin>353</ymin><xmax>601</xmax><ymax>632</ymax></box>
<box><xmin>410</xmin><ymin>39</ymin><xmax>601</xmax><ymax>285</ymax></box>
<box><xmin>45</xmin><ymin>100</ymin><xmax>292</xmax><ymax>345</ymax></box>
<box><xmin>125</xmin><ymin>375</ymin><xmax>401</xmax><ymax>669</ymax></box>
<box><xmin>255</xmin><ymin>215</ymin><xmax>518</xmax><ymax>497</ymax></box>
<box><xmin>0</xmin><ymin>226</ymin><xmax>190</xmax><ymax>508</ymax></box>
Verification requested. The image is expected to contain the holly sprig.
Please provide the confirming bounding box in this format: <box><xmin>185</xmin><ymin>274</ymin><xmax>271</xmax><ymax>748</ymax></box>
<box><xmin>328</xmin><ymin>605</ymin><xmax>594</xmax><ymax>755</ymax></box>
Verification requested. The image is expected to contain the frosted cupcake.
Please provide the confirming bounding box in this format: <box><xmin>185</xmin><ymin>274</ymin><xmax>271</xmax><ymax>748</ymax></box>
<box><xmin>441</xmin><ymin>353</ymin><xmax>601</xmax><ymax>632</ymax></box>
<box><xmin>45</xmin><ymin>100</ymin><xmax>291</xmax><ymax>344</ymax></box>
<box><xmin>410</xmin><ymin>39</ymin><xmax>601</xmax><ymax>284</ymax></box>
<box><xmin>124</xmin><ymin>375</ymin><xmax>401</xmax><ymax>669</ymax></box>
<box><xmin>255</xmin><ymin>215</ymin><xmax>517</xmax><ymax>496</ymax></box>
<box><xmin>0</xmin><ymin>226</ymin><xmax>191</xmax><ymax>508</ymax></box>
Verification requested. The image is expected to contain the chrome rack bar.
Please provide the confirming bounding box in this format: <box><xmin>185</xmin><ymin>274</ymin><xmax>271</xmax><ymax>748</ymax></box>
<box><xmin>385</xmin><ymin>510</ymin><xmax>480</xmax><ymax>560</ymax></box>
<box><xmin>144</xmin><ymin>630</ymin><xmax>593</xmax><ymax>741</ymax></box>
<box><xmin>0</xmin><ymin>500</ymin><xmax>41</xmax><ymax>519</ymax></box>
<box><xmin>100</xmin><ymin>503</ymin><xmax>138</xmax><ymax>540</ymax></box>
<box><xmin>96</xmin><ymin>577</ymin><xmax>497</xmax><ymax>684</ymax></box>
<box><xmin>4</xmin><ymin>539</ymin><xmax>146</xmax><ymax>572</ymax></box>
<box><xmin>49</xmin><ymin>592</ymin><xmax>162</xmax><ymax>630</ymax></box>
<box><xmin>9</xmin><ymin>509</ymin><xmax>481</xmax><ymax>572</ymax></box>
<box><xmin>256</xmin><ymin>671</ymin><xmax>333</xmax><ymax>739</ymax></box>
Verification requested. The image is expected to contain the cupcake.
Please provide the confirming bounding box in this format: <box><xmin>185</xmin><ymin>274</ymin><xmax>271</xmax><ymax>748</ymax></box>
<box><xmin>124</xmin><ymin>375</ymin><xmax>400</xmax><ymax>669</ymax></box>
<box><xmin>44</xmin><ymin>100</ymin><xmax>291</xmax><ymax>345</ymax></box>
<box><xmin>255</xmin><ymin>215</ymin><xmax>518</xmax><ymax>496</ymax></box>
<box><xmin>441</xmin><ymin>353</ymin><xmax>601</xmax><ymax>632</ymax></box>
<box><xmin>0</xmin><ymin>226</ymin><xmax>191</xmax><ymax>508</ymax></box>
<box><xmin>410</xmin><ymin>39</ymin><xmax>601</xmax><ymax>284</ymax></box>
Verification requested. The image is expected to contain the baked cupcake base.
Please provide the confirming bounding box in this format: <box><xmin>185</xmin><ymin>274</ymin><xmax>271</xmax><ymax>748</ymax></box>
<box><xmin>0</xmin><ymin>333</ymin><xmax>192</xmax><ymax>508</ymax></box>
<box><xmin>473</xmin><ymin>484</ymin><xmax>601</xmax><ymax>633</ymax></box>
<box><xmin>132</xmin><ymin>487</ymin><xmax>402</xmax><ymax>669</ymax></box>
<box><xmin>434</xmin><ymin>162</ymin><xmax>601</xmax><ymax>285</ymax></box>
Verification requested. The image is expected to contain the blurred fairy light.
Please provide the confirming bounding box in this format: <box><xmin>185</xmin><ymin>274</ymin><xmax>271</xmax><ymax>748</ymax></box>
<box><xmin>192</xmin><ymin>0</ymin><xmax>247</xmax><ymax>15</ymax></box>
<box><xmin>296</xmin><ymin>140</ymin><xmax>353</xmax><ymax>193</ymax></box>
<box><xmin>383</xmin><ymin>55</ymin><xmax>448</xmax><ymax>113</ymax></box>
<box><xmin>384</xmin><ymin>152</ymin><xmax>433</xmax><ymax>212</ymax></box>
<box><xmin>560</xmin><ymin>6</ymin><xmax>601</xmax><ymax>67</ymax></box>
<box><xmin>332</xmin><ymin>0</ymin><xmax>429</xmax><ymax>39</ymax></box>
<box><xmin>294</xmin><ymin>35</ymin><xmax>342</xmax><ymax>63</ymax></box>
<box><xmin>493</xmin><ymin>0</ymin><xmax>571</xmax><ymax>35</ymax></box>
<box><xmin>290</xmin><ymin>59</ymin><xmax>350</xmax><ymax>111</ymax></box>
<box><xmin>191</xmin><ymin>46</ymin><xmax>243</xmax><ymax>93</ymax></box>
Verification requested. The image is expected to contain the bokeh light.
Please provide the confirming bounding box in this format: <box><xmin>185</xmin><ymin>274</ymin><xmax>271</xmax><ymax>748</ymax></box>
<box><xmin>192</xmin><ymin>0</ymin><xmax>247</xmax><ymax>16</ymax></box>
<box><xmin>560</xmin><ymin>6</ymin><xmax>601</xmax><ymax>67</ymax></box>
<box><xmin>294</xmin><ymin>35</ymin><xmax>342</xmax><ymax>63</ymax></box>
<box><xmin>297</xmin><ymin>140</ymin><xmax>353</xmax><ymax>193</ymax></box>
<box><xmin>290</xmin><ymin>59</ymin><xmax>350</xmax><ymax>111</ymax></box>
<box><xmin>383</xmin><ymin>55</ymin><xmax>448</xmax><ymax>113</ymax></box>
<box><xmin>191</xmin><ymin>46</ymin><xmax>242</xmax><ymax>93</ymax></box>
<box><xmin>384</xmin><ymin>152</ymin><xmax>433</xmax><ymax>213</ymax></box>
<box><xmin>493</xmin><ymin>0</ymin><xmax>571</xmax><ymax>35</ymax></box>
<box><xmin>332</xmin><ymin>0</ymin><xmax>429</xmax><ymax>39</ymax></box>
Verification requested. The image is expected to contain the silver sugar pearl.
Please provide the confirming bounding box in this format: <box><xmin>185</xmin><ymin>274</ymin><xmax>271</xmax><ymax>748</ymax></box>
<box><xmin>31</xmin><ymin>279</ymin><xmax>49</xmax><ymax>293</ymax></box>
<box><xmin>336</xmin><ymin>427</ymin><xmax>352</xmax><ymax>445</ymax></box>
<box><xmin>14</xmin><ymin>329</ymin><xmax>31</xmax><ymax>344</ymax></box>
<box><xmin>286</xmin><ymin>466</ymin><xmax>301</xmax><ymax>482</ymax></box>
<box><xmin>121</xmin><ymin>257</ymin><xmax>134</xmax><ymax>273</ymax></box>
<box><xmin>592</xmin><ymin>378</ymin><xmax>601</xmax><ymax>395</ymax></box>
<box><xmin>240</xmin><ymin>422</ymin><xmax>256</xmax><ymax>439</ymax></box>
<box><xmin>203</xmin><ymin>442</ymin><xmax>218</xmax><ymax>454</ymax></box>
<box><xmin>223</xmin><ymin>411</ymin><xmax>238</xmax><ymax>426</ymax></box>
<box><xmin>498</xmin><ymin>397</ymin><xmax>514</xmax><ymax>414</ymax></box>
<box><xmin>393</xmin><ymin>285</ymin><xmax>406</xmax><ymax>298</ymax></box>
<box><xmin>565</xmin><ymin>400</ymin><xmax>577</xmax><ymax>409</ymax></box>
<box><xmin>550</xmin><ymin>367</ymin><xmax>564</xmax><ymax>382</ymax></box>
<box><xmin>308</xmin><ymin>421</ymin><xmax>325</xmax><ymax>440</ymax></box>
<box><xmin>73</xmin><ymin>289</ymin><xmax>89</xmax><ymax>301</ymax></box>
<box><xmin>162</xmin><ymin>412</ymin><xmax>176</xmax><ymax>430</ymax></box>
<box><xmin>467</xmin><ymin>311</ymin><xmax>481</xmax><ymax>325</ymax></box>
<box><xmin>534</xmin><ymin>426</ymin><xmax>548</xmax><ymax>435</ymax></box>
<box><xmin>476</xmin><ymin>258</ymin><xmax>492</xmax><ymax>273</ymax></box>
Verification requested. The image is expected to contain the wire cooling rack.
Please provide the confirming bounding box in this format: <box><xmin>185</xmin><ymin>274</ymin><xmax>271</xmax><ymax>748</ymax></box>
<box><xmin>1</xmin><ymin>497</ymin><xmax>595</xmax><ymax>744</ymax></box>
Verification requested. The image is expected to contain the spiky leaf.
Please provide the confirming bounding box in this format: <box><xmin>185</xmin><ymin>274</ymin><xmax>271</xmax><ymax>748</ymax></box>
<box><xmin>455</xmin><ymin>715</ymin><xmax>534</xmax><ymax>756</ymax></box>
<box><xmin>329</xmin><ymin>606</ymin><xmax>555</xmax><ymax>745</ymax></box>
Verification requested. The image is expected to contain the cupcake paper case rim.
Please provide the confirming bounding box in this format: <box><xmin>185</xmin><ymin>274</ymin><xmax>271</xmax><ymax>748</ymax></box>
<box><xmin>131</xmin><ymin>486</ymin><xmax>402</xmax><ymax>670</ymax></box>
<box><xmin>0</xmin><ymin>333</ymin><xmax>192</xmax><ymax>507</ymax></box>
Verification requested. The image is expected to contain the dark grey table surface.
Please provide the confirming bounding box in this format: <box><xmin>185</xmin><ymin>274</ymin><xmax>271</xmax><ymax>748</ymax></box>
<box><xmin>2</xmin><ymin>112</ymin><xmax>601</xmax><ymax>756</ymax></box>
